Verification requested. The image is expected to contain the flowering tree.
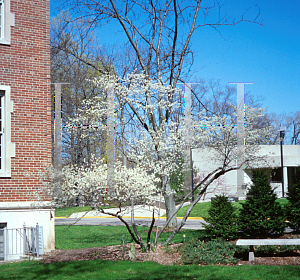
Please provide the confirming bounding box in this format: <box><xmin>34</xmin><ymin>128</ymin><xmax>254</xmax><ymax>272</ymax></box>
<box><xmin>158</xmin><ymin>105</ymin><xmax>273</xmax><ymax>244</ymax></box>
<box><xmin>52</xmin><ymin>0</ymin><xmax>261</xmax><ymax>228</ymax></box>
<box><xmin>37</xmin><ymin>158</ymin><xmax>160</xmax><ymax>249</ymax></box>
<box><xmin>85</xmin><ymin>73</ymin><xmax>190</xmax><ymax>227</ymax></box>
<box><xmin>34</xmin><ymin>73</ymin><xmax>273</xmax><ymax>247</ymax></box>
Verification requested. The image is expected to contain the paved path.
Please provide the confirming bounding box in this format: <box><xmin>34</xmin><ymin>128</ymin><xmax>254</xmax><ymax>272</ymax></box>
<box><xmin>55</xmin><ymin>217</ymin><xmax>207</xmax><ymax>230</ymax></box>
<box><xmin>68</xmin><ymin>204</ymin><xmax>168</xmax><ymax>219</ymax></box>
<box><xmin>55</xmin><ymin>204</ymin><xmax>207</xmax><ymax>230</ymax></box>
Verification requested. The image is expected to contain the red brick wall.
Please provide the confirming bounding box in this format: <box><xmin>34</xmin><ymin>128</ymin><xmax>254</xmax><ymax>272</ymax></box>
<box><xmin>0</xmin><ymin>0</ymin><xmax>51</xmax><ymax>202</ymax></box>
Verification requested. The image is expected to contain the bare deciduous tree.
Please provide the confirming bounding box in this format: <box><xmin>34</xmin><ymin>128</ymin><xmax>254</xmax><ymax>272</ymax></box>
<box><xmin>51</xmin><ymin>12</ymin><xmax>114</xmax><ymax>167</ymax></box>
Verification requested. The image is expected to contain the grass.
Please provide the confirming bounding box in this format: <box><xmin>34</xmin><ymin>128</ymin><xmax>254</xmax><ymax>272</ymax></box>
<box><xmin>55</xmin><ymin>203</ymin><xmax>213</xmax><ymax>219</ymax></box>
<box><xmin>55</xmin><ymin>206</ymin><xmax>93</xmax><ymax>217</ymax></box>
<box><xmin>55</xmin><ymin>199</ymin><xmax>289</xmax><ymax>218</ymax></box>
<box><xmin>1</xmin><ymin>259</ymin><xmax>300</xmax><ymax>279</ymax></box>
<box><xmin>176</xmin><ymin>201</ymin><xmax>211</xmax><ymax>218</ymax></box>
<box><xmin>1</xmin><ymin>215</ymin><xmax>298</xmax><ymax>279</ymax></box>
<box><xmin>277</xmin><ymin>198</ymin><xmax>289</xmax><ymax>207</ymax></box>
<box><xmin>55</xmin><ymin>225</ymin><xmax>206</xmax><ymax>249</ymax></box>
<box><xmin>1</xmin><ymin>198</ymin><xmax>292</xmax><ymax>279</ymax></box>
<box><xmin>55</xmin><ymin>202</ymin><xmax>132</xmax><ymax>217</ymax></box>
<box><xmin>175</xmin><ymin>198</ymin><xmax>288</xmax><ymax>218</ymax></box>
<box><xmin>174</xmin><ymin>201</ymin><xmax>241</xmax><ymax>218</ymax></box>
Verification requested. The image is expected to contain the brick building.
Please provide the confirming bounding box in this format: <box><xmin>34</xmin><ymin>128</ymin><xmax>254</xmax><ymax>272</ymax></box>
<box><xmin>0</xmin><ymin>0</ymin><xmax>54</xmax><ymax>260</ymax></box>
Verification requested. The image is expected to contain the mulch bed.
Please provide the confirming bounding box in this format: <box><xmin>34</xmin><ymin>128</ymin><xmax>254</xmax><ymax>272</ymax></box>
<box><xmin>41</xmin><ymin>243</ymin><xmax>181</xmax><ymax>265</ymax></box>
<box><xmin>41</xmin><ymin>233</ymin><xmax>300</xmax><ymax>266</ymax></box>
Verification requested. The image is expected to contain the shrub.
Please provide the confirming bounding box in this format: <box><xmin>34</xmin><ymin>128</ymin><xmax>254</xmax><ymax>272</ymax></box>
<box><xmin>180</xmin><ymin>238</ymin><xmax>239</xmax><ymax>265</ymax></box>
<box><xmin>203</xmin><ymin>194</ymin><xmax>239</xmax><ymax>240</ymax></box>
<box><xmin>285</xmin><ymin>167</ymin><xmax>300</xmax><ymax>232</ymax></box>
<box><xmin>238</xmin><ymin>168</ymin><xmax>285</xmax><ymax>238</ymax></box>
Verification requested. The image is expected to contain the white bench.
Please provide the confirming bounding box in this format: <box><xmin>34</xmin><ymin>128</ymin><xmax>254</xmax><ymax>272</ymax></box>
<box><xmin>236</xmin><ymin>239</ymin><xmax>300</xmax><ymax>261</ymax></box>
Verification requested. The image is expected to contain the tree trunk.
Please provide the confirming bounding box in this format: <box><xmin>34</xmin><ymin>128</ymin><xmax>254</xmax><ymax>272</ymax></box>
<box><xmin>162</xmin><ymin>175</ymin><xmax>177</xmax><ymax>228</ymax></box>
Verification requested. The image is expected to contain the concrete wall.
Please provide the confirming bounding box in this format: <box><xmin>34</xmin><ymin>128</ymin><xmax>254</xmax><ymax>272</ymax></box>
<box><xmin>0</xmin><ymin>202</ymin><xmax>54</xmax><ymax>261</ymax></box>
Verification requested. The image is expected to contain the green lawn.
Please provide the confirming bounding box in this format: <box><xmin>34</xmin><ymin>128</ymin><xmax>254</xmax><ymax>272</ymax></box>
<box><xmin>55</xmin><ymin>225</ymin><xmax>206</xmax><ymax>249</ymax></box>
<box><xmin>175</xmin><ymin>198</ymin><xmax>288</xmax><ymax>218</ymax></box>
<box><xmin>55</xmin><ymin>203</ymin><xmax>213</xmax><ymax>218</ymax></box>
<box><xmin>55</xmin><ymin>199</ymin><xmax>288</xmax><ymax>218</ymax></box>
<box><xmin>55</xmin><ymin>206</ymin><xmax>93</xmax><ymax>217</ymax></box>
<box><xmin>55</xmin><ymin>203</ymin><xmax>132</xmax><ymax>218</ymax></box>
<box><xmin>1</xmin><ymin>218</ymin><xmax>298</xmax><ymax>279</ymax></box>
<box><xmin>175</xmin><ymin>201</ymin><xmax>240</xmax><ymax>218</ymax></box>
<box><xmin>1</xmin><ymin>259</ymin><xmax>300</xmax><ymax>280</ymax></box>
<box><xmin>176</xmin><ymin>201</ymin><xmax>211</xmax><ymax>218</ymax></box>
<box><xmin>278</xmin><ymin>198</ymin><xmax>289</xmax><ymax>207</ymax></box>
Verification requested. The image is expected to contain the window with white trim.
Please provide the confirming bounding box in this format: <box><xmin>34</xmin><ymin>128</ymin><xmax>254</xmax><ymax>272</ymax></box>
<box><xmin>0</xmin><ymin>0</ymin><xmax>3</xmax><ymax>39</ymax></box>
<box><xmin>0</xmin><ymin>0</ymin><xmax>14</xmax><ymax>45</ymax></box>
<box><xmin>0</xmin><ymin>91</ymin><xmax>4</xmax><ymax>171</ymax></box>
<box><xmin>0</xmin><ymin>86</ymin><xmax>15</xmax><ymax>177</ymax></box>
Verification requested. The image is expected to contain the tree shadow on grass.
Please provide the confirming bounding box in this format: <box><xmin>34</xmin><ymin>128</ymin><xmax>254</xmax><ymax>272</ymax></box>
<box><xmin>2</xmin><ymin>259</ymin><xmax>300</xmax><ymax>280</ymax></box>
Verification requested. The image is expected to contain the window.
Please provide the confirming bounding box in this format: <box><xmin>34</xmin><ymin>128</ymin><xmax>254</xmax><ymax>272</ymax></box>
<box><xmin>0</xmin><ymin>0</ymin><xmax>14</xmax><ymax>45</ymax></box>
<box><xmin>0</xmin><ymin>223</ymin><xmax>7</xmax><ymax>261</ymax></box>
<box><xmin>0</xmin><ymin>92</ymin><xmax>4</xmax><ymax>170</ymax></box>
<box><xmin>0</xmin><ymin>86</ymin><xmax>15</xmax><ymax>177</ymax></box>
<box><xmin>287</xmin><ymin>167</ymin><xmax>300</xmax><ymax>193</ymax></box>
<box><xmin>271</xmin><ymin>167</ymin><xmax>282</xmax><ymax>183</ymax></box>
<box><xmin>0</xmin><ymin>0</ymin><xmax>3</xmax><ymax>39</ymax></box>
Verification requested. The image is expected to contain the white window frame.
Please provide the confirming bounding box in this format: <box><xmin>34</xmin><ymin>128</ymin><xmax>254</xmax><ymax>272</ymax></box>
<box><xmin>0</xmin><ymin>0</ymin><xmax>4</xmax><ymax>40</ymax></box>
<box><xmin>0</xmin><ymin>223</ymin><xmax>7</xmax><ymax>261</ymax></box>
<box><xmin>0</xmin><ymin>86</ymin><xmax>15</xmax><ymax>177</ymax></box>
<box><xmin>0</xmin><ymin>0</ymin><xmax>14</xmax><ymax>45</ymax></box>
<box><xmin>0</xmin><ymin>92</ymin><xmax>5</xmax><ymax>171</ymax></box>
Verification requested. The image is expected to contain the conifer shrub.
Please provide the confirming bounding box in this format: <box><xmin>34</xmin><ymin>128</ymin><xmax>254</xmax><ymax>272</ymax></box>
<box><xmin>285</xmin><ymin>167</ymin><xmax>300</xmax><ymax>232</ymax></box>
<box><xmin>238</xmin><ymin>168</ymin><xmax>285</xmax><ymax>238</ymax></box>
<box><xmin>180</xmin><ymin>238</ymin><xmax>239</xmax><ymax>265</ymax></box>
<box><xmin>203</xmin><ymin>194</ymin><xmax>239</xmax><ymax>240</ymax></box>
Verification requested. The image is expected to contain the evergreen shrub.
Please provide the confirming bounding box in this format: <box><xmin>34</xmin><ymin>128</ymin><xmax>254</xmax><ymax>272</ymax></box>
<box><xmin>285</xmin><ymin>167</ymin><xmax>300</xmax><ymax>232</ymax></box>
<box><xmin>180</xmin><ymin>238</ymin><xmax>239</xmax><ymax>265</ymax></box>
<box><xmin>203</xmin><ymin>194</ymin><xmax>239</xmax><ymax>240</ymax></box>
<box><xmin>238</xmin><ymin>168</ymin><xmax>285</xmax><ymax>238</ymax></box>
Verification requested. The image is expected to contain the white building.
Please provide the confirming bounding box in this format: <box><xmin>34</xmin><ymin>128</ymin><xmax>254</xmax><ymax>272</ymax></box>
<box><xmin>192</xmin><ymin>145</ymin><xmax>300</xmax><ymax>200</ymax></box>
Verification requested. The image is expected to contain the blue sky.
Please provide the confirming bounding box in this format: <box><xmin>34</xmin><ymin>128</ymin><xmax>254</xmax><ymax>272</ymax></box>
<box><xmin>51</xmin><ymin>0</ymin><xmax>300</xmax><ymax>115</ymax></box>
<box><xmin>190</xmin><ymin>1</ymin><xmax>300</xmax><ymax>115</ymax></box>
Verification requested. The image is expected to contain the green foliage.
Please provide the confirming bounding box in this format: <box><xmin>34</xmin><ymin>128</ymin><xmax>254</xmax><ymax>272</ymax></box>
<box><xmin>170</xmin><ymin>158</ymin><xmax>185</xmax><ymax>202</ymax></box>
<box><xmin>285</xmin><ymin>167</ymin><xmax>300</xmax><ymax>232</ymax></box>
<box><xmin>234</xmin><ymin>244</ymin><xmax>300</xmax><ymax>256</ymax></box>
<box><xmin>238</xmin><ymin>168</ymin><xmax>285</xmax><ymax>238</ymax></box>
<box><xmin>180</xmin><ymin>238</ymin><xmax>239</xmax><ymax>265</ymax></box>
<box><xmin>255</xmin><ymin>244</ymin><xmax>300</xmax><ymax>254</ymax></box>
<box><xmin>203</xmin><ymin>195</ymin><xmax>239</xmax><ymax>240</ymax></box>
<box><xmin>170</xmin><ymin>157</ymin><xmax>199</xmax><ymax>203</ymax></box>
